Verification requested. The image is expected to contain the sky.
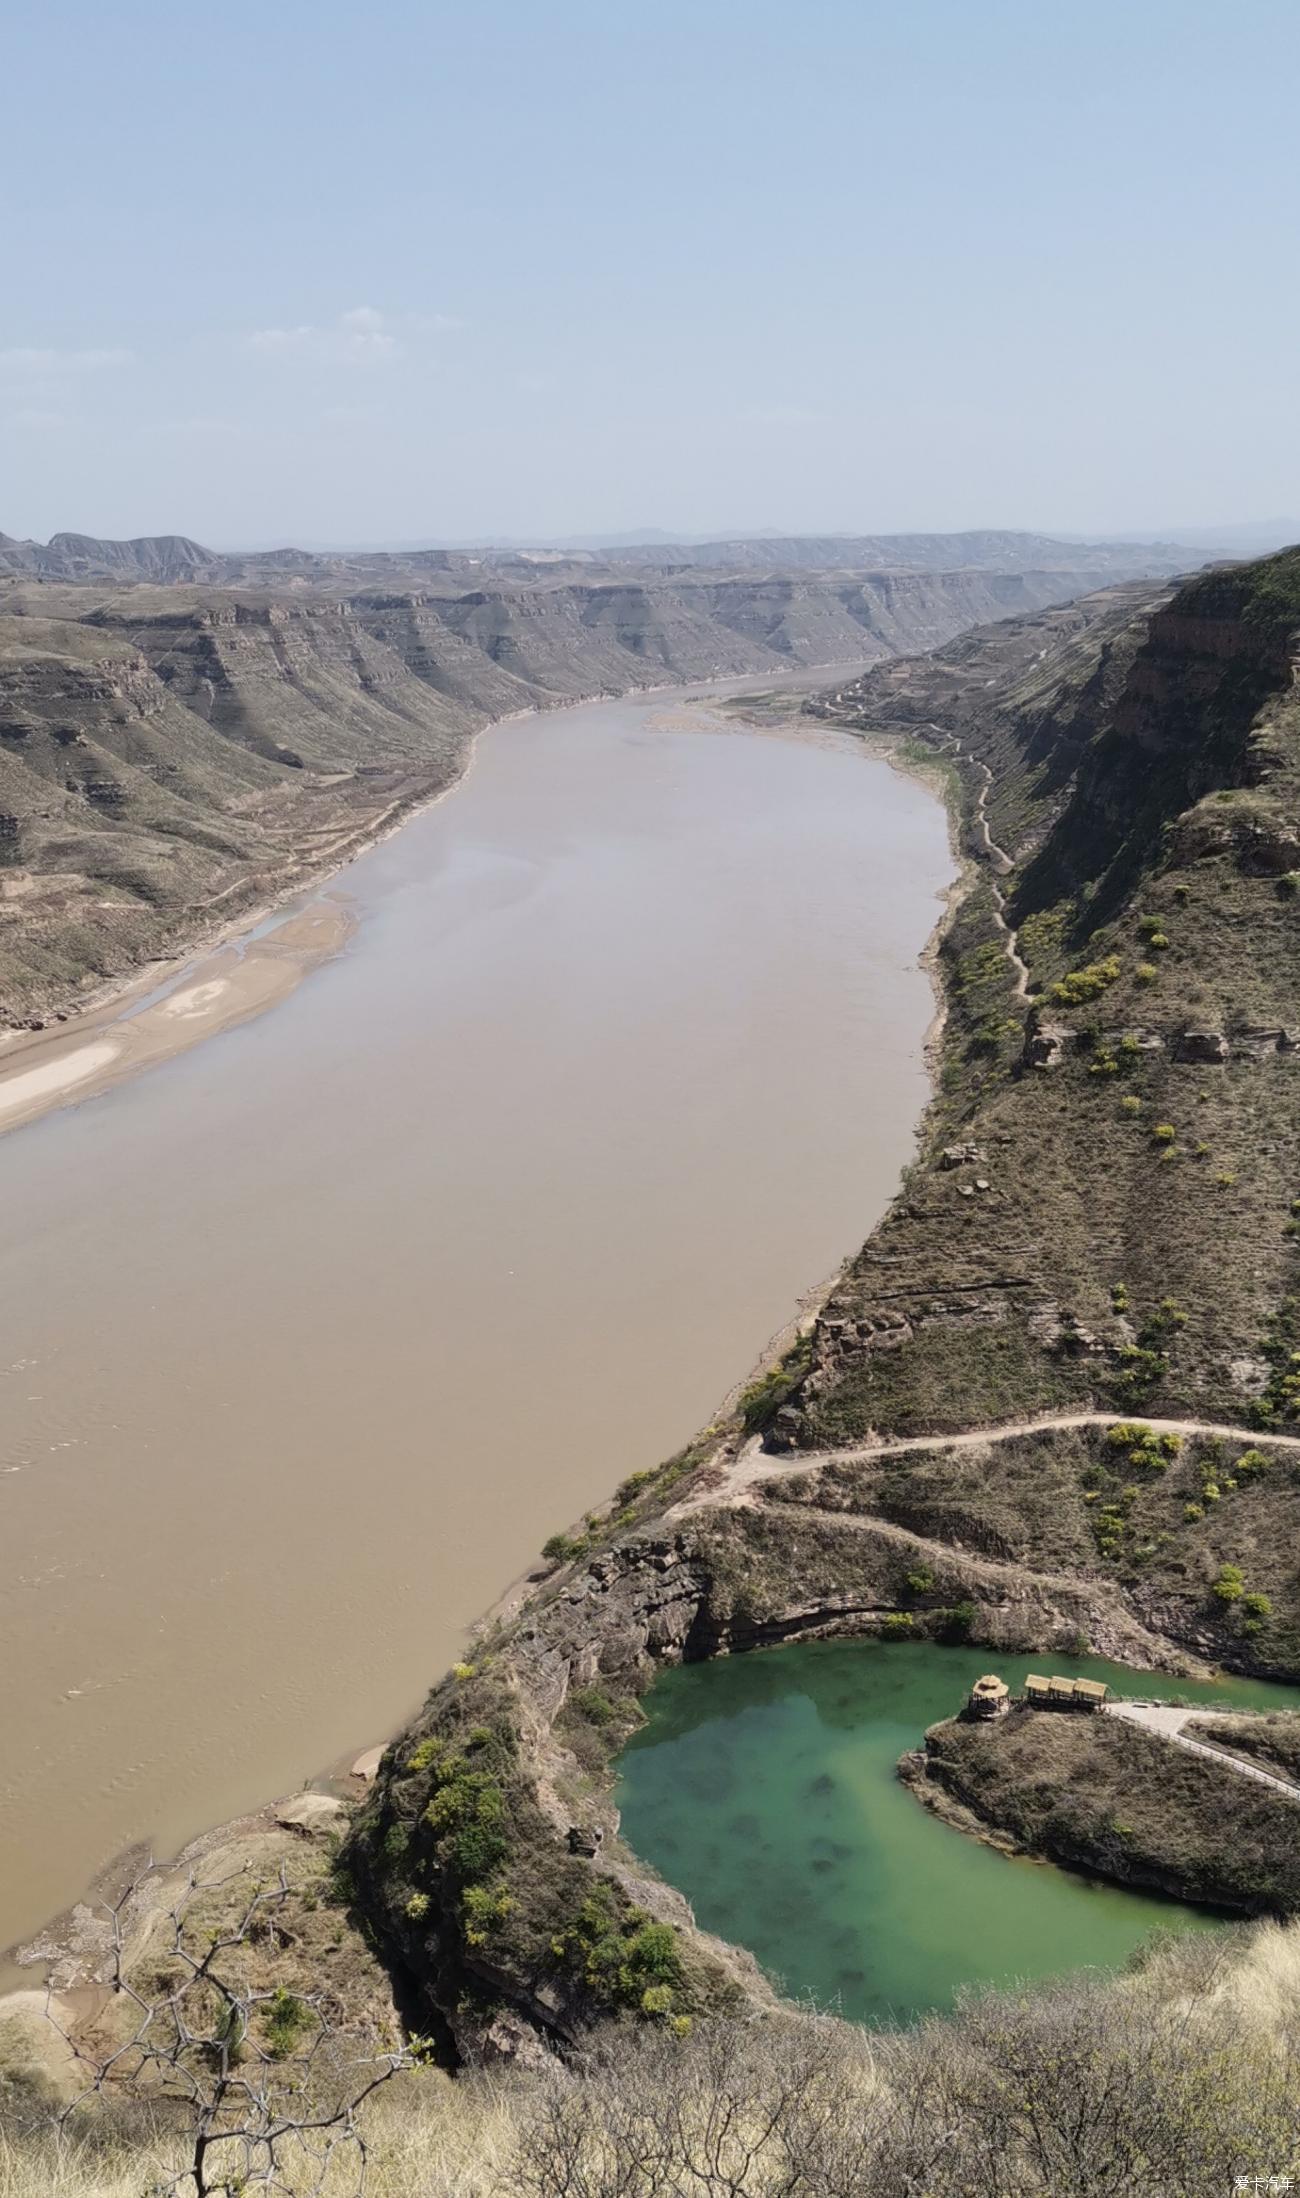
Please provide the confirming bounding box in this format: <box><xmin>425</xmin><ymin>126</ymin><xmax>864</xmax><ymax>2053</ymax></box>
<box><xmin>4</xmin><ymin>0</ymin><xmax>1299</xmax><ymax>549</ymax></box>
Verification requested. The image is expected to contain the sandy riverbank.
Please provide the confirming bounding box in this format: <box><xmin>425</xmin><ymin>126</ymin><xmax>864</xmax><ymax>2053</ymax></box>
<box><xmin>0</xmin><ymin>899</ymin><xmax>357</xmax><ymax>1137</ymax></box>
<box><xmin>0</xmin><ymin>662</ymin><xmax>884</xmax><ymax>1144</ymax></box>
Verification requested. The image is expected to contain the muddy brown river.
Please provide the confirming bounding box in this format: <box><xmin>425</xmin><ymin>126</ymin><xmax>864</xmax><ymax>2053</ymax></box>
<box><xmin>0</xmin><ymin>687</ymin><xmax>951</xmax><ymax>1957</ymax></box>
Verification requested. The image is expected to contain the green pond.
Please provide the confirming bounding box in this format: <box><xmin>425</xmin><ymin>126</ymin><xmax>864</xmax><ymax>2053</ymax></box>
<box><xmin>615</xmin><ymin>1640</ymin><xmax>1300</xmax><ymax>2025</ymax></box>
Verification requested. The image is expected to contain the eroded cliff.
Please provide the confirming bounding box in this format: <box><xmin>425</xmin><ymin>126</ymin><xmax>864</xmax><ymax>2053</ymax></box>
<box><xmin>0</xmin><ymin>553</ymin><xmax>1157</xmax><ymax>1020</ymax></box>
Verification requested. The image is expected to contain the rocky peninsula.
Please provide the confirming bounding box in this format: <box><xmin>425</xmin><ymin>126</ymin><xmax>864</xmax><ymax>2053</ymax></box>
<box><xmin>904</xmin><ymin>1696</ymin><xmax>1300</xmax><ymax>1915</ymax></box>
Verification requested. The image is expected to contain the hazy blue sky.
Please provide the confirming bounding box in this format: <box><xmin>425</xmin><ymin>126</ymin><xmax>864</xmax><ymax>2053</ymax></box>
<box><xmin>5</xmin><ymin>0</ymin><xmax>1298</xmax><ymax>547</ymax></box>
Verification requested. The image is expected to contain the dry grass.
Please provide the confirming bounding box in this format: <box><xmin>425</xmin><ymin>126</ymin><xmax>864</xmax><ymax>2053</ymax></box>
<box><xmin>0</xmin><ymin>2072</ymin><xmax>517</xmax><ymax>2198</ymax></box>
<box><xmin>5</xmin><ymin>1923</ymin><xmax>1300</xmax><ymax>2196</ymax></box>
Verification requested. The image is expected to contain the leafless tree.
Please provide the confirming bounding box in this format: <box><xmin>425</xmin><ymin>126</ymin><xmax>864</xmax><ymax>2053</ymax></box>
<box><xmin>512</xmin><ymin>1966</ymin><xmax>1300</xmax><ymax>2198</ymax></box>
<box><xmin>514</xmin><ymin>2014</ymin><xmax>890</xmax><ymax>2198</ymax></box>
<box><xmin>45</xmin><ymin>1863</ymin><xmax>417</xmax><ymax>2197</ymax></box>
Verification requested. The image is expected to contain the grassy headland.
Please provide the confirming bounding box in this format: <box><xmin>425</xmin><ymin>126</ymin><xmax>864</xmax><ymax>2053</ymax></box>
<box><xmin>908</xmin><ymin>1703</ymin><xmax>1300</xmax><ymax>1915</ymax></box>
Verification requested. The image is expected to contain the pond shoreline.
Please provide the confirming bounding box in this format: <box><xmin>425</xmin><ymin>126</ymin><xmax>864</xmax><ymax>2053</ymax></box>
<box><xmin>614</xmin><ymin>1639</ymin><xmax>1300</xmax><ymax>2025</ymax></box>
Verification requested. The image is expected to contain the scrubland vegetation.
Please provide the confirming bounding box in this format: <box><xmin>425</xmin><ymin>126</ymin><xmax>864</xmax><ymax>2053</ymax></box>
<box><xmin>1187</xmin><ymin>1708</ymin><xmax>1300</xmax><ymax>1784</ymax></box>
<box><xmin>5</xmin><ymin>1922</ymin><xmax>1300</xmax><ymax>2196</ymax></box>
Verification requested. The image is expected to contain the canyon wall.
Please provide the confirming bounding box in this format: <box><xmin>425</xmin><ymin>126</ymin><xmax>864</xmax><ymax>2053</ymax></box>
<box><xmin>0</xmin><ymin>559</ymin><xmax>1150</xmax><ymax>1020</ymax></box>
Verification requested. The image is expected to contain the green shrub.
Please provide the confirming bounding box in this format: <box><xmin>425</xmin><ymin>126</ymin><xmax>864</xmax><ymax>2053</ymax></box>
<box><xmin>1128</xmin><ymin>1447</ymin><xmax>1166</xmax><ymax>1473</ymax></box>
<box><xmin>1048</xmin><ymin>954</ymin><xmax>1122</xmax><ymax>1007</ymax></box>
<box><xmin>1136</xmin><ymin>962</ymin><xmax>1159</xmax><ymax>984</ymax></box>
<box><xmin>262</xmin><ymin>1989</ymin><xmax>312</xmax><ymax>2061</ymax></box>
<box><xmin>1136</xmin><ymin>1302</ymin><xmax>1187</xmax><ymax>1346</ymax></box>
<box><xmin>1183</xmin><ymin>1503</ymin><xmax>1204</xmax><ymax>1522</ymax></box>
<box><xmin>1243</xmin><ymin>1592</ymin><xmax>1273</xmax><ymax>1619</ymax></box>
<box><xmin>405</xmin><ymin>1890</ymin><xmax>430</xmax><ymax>1921</ymax></box>
<box><xmin>569</xmin><ymin>1686</ymin><xmax>618</xmax><ymax>1725</ymax></box>
<box><xmin>463</xmin><ymin>1884</ymin><xmax>515</xmax><ymax>1944</ymax></box>
<box><xmin>880</xmin><ymin>1612</ymin><xmax>914</xmax><ymax>1637</ymax></box>
<box><xmin>1213</xmin><ymin>1566</ymin><xmax>1245</xmax><ymax>1604</ymax></box>
<box><xmin>424</xmin><ymin>1759</ymin><xmax>509</xmax><ymax>1885</ymax></box>
<box><xmin>542</xmin><ymin>1532</ymin><xmax>587</xmax><ymax>1564</ymax></box>
<box><xmin>1153</xmin><ymin>1123</ymin><xmax>1177</xmax><ymax>1145</ymax></box>
<box><xmin>1112</xmin><ymin>1344</ymin><xmax>1169</xmax><ymax>1401</ymax></box>
<box><xmin>1120</xmin><ymin>1094</ymin><xmax>1142</xmax><ymax>1116</ymax></box>
<box><xmin>553</xmin><ymin>1886</ymin><xmax>683</xmax><ymax>2014</ymax></box>
<box><xmin>736</xmin><ymin>1336</ymin><xmax>814</xmax><ymax>1433</ymax></box>
<box><xmin>1234</xmin><ymin>1447</ymin><xmax>1271</xmax><ymax>1480</ymax></box>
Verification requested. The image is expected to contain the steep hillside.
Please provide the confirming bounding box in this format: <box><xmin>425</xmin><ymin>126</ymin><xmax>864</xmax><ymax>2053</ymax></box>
<box><xmin>342</xmin><ymin>551</ymin><xmax>1300</xmax><ymax>2063</ymax></box>
<box><xmin>782</xmin><ymin>553</ymin><xmax>1300</xmax><ymax>1456</ymax></box>
<box><xmin>0</xmin><ymin>557</ymin><xmax>1157</xmax><ymax>1022</ymax></box>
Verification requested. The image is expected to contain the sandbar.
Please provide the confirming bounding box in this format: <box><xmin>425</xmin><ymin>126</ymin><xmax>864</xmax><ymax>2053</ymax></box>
<box><xmin>0</xmin><ymin>897</ymin><xmax>355</xmax><ymax>1137</ymax></box>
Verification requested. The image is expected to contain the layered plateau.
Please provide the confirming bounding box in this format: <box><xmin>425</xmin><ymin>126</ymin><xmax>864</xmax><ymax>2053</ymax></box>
<box><xmin>0</xmin><ymin>527</ymin><xmax>1195</xmax><ymax>1027</ymax></box>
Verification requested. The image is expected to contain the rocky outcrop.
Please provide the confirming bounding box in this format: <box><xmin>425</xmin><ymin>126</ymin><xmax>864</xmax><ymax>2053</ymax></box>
<box><xmin>1174</xmin><ymin>1029</ymin><xmax>1230</xmax><ymax>1063</ymax></box>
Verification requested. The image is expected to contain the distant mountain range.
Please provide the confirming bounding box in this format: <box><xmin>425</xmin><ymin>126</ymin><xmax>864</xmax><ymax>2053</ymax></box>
<box><xmin>0</xmin><ymin>525</ymin><xmax>1209</xmax><ymax>589</ymax></box>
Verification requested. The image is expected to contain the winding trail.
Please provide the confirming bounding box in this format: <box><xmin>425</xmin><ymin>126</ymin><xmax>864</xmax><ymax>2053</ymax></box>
<box><xmin>1106</xmin><ymin>1701</ymin><xmax>1300</xmax><ymax>1804</ymax></box>
<box><xmin>749</xmin><ymin>694</ymin><xmax>1300</xmax><ymax>1793</ymax></box>
<box><xmin>741</xmin><ymin>1495</ymin><xmax>1135</xmax><ymax>1610</ymax></box>
<box><xmin>912</xmin><ymin>718</ymin><xmax>1033</xmax><ymax>1003</ymax></box>
<box><xmin>674</xmin><ymin>1411</ymin><xmax>1300</xmax><ymax>1519</ymax></box>
<box><xmin>969</xmin><ymin>760</ymin><xmax>1032</xmax><ymax>1003</ymax></box>
<box><xmin>822</xmin><ymin>696</ymin><xmax>1035</xmax><ymax>1011</ymax></box>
